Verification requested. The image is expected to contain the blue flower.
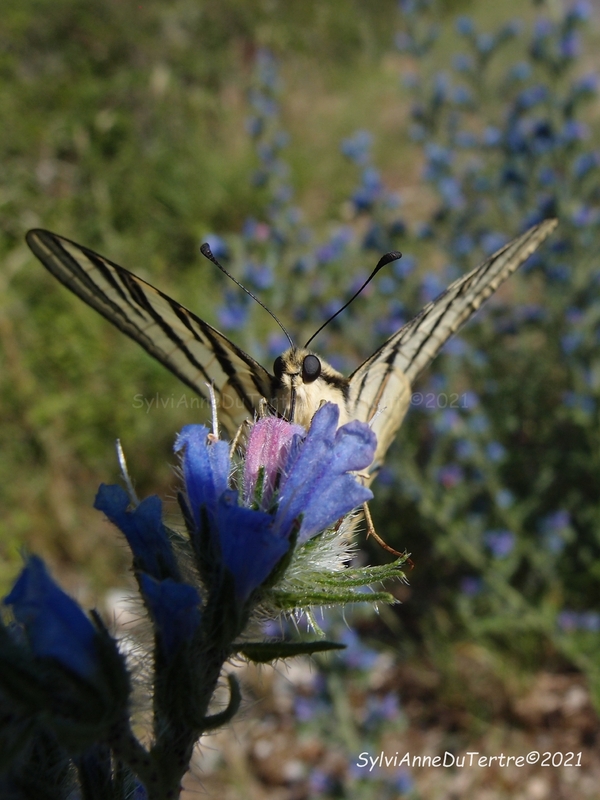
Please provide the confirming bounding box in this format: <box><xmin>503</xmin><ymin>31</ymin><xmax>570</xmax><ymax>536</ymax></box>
<box><xmin>4</xmin><ymin>556</ymin><xmax>99</xmax><ymax>680</ymax></box>
<box><xmin>453</xmin><ymin>54</ymin><xmax>473</xmax><ymax>73</ymax></box>
<box><xmin>567</xmin><ymin>1</ymin><xmax>591</xmax><ymax>23</ymax></box>
<box><xmin>420</xmin><ymin>272</ymin><xmax>445</xmax><ymax>303</ymax></box>
<box><xmin>561</xmin><ymin>332</ymin><xmax>583</xmax><ymax>354</ymax></box>
<box><xmin>274</xmin><ymin>404</ymin><xmax>375</xmax><ymax>543</ymax></box>
<box><xmin>217</xmin><ymin>295</ymin><xmax>249</xmax><ymax>331</ymax></box>
<box><xmin>456</xmin><ymin>16</ymin><xmax>475</xmax><ymax>37</ymax></box>
<box><xmin>560</xmin><ymin>31</ymin><xmax>581</xmax><ymax>60</ymax></box>
<box><xmin>437</xmin><ymin>464</ymin><xmax>464</xmax><ymax>488</ymax></box>
<box><xmin>540</xmin><ymin>510</ymin><xmax>571</xmax><ymax>531</ymax></box>
<box><xmin>486</xmin><ymin>442</ymin><xmax>506</xmax><ymax>463</ymax></box>
<box><xmin>202</xmin><ymin>234</ymin><xmax>228</xmax><ymax>260</ymax></box>
<box><xmin>481</xmin><ymin>232</ymin><xmax>508</xmax><ymax>255</ymax></box>
<box><xmin>139</xmin><ymin>576</ymin><xmax>201</xmax><ymax>657</ymax></box>
<box><xmin>476</xmin><ymin>33</ymin><xmax>494</xmax><ymax>55</ymax></box>
<box><xmin>516</xmin><ymin>85</ymin><xmax>548</xmax><ymax>109</ymax></box>
<box><xmin>483</xmin><ymin>126</ymin><xmax>502</xmax><ymax>147</ymax></box>
<box><xmin>455</xmin><ymin>439</ymin><xmax>475</xmax><ymax>460</ymax></box>
<box><xmin>495</xmin><ymin>489</ymin><xmax>514</xmax><ymax>509</ymax></box>
<box><xmin>245</xmin><ymin>116</ymin><xmax>263</xmax><ymax>138</ymax></box>
<box><xmin>177</xmin><ymin>426</ymin><xmax>286</xmax><ymax>600</ymax></box>
<box><xmin>340</xmin><ymin>130</ymin><xmax>373</xmax><ymax>165</ymax></box>
<box><xmin>572</xmin><ymin>151</ymin><xmax>600</xmax><ymax>180</ymax></box>
<box><xmin>561</xmin><ymin>120</ymin><xmax>588</xmax><ymax>143</ymax></box>
<box><xmin>394</xmin><ymin>253</ymin><xmax>416</xmax><ymax>279</ymax></box>
<box><xmin>243</xmin><ymin>261</ymin><xmax>274</xmax><ymax>290</ymax></box>
<box><xmin>94</xmin><ymin>485</ymin><xmax>180</xmax><ymax>581</ymax></box>
<box><xmin>438</xmin><ymin>177</ymin><xmax>465</xmax><ymax>209</ymax></box>
<box><xmin>175</xmin><ymin>404</ymin><xmax>376</xmax><ymax>600</ymax></box>
<box><xmin>484</xmin><ymin>529</ymin><xmax>515</xmax><ymax>558</ymax></box>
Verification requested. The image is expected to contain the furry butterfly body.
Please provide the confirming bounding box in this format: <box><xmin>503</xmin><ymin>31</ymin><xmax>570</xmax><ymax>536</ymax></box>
<box><xmin>26</xmin><ymin>219</ymin><xmax>557</xmax><ymax>483</ymax></box>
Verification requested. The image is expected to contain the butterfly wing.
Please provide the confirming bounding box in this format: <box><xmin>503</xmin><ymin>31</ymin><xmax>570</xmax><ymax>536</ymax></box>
<box><xmin>26</xmin><ymin>229</ymin><xmax>274</xmax><ymax>435</ymax></box>
<box><xmin>348</xmin><ymin>218</ymin><xmax>558</xmax><ymax>478</ymax></box>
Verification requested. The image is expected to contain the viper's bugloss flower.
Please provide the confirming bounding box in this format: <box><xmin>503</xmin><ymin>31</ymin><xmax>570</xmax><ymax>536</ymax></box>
<box><xmin>272</xmin><ymin>403</ymin><xmax>375</xmax><ymax>543</ymax></box>
<box><xmin>4</xmin><ymin>556</ymin><xmax>99</xmax><ymax>680</ymax></box>
<box><xmin>94</xmin><ymin>485</ymin><xmax>180</xmax><ymax>582</ymax></box>
<box><xmin>176</xmin><ymin>403</ymin><xmax>377</xmax><ymax>601</ymax></box>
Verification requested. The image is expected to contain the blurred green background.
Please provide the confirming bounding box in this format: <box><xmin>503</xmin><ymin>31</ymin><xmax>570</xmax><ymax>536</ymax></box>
<box><xmin>2</xmin><ymin>1</ymin><xmax>600</xmax><ymax>796</ymax></box>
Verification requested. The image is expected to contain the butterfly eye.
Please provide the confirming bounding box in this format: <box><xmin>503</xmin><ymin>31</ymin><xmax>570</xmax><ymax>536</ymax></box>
<box><xmin>302</xmin><ymin>354</ymin><xmax>321</xmax><ymax>383</ymax></box>
<box><xmin>273</xmin><ymin>356</ymin><xmax>285</xmax><ymax>379</ymax></box>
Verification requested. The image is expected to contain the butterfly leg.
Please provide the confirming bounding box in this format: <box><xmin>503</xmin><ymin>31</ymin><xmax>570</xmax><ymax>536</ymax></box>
<box><xmin>362</xmin><ymin>501</ymin><xmax>406</xmax><ymax>559</ymax></box>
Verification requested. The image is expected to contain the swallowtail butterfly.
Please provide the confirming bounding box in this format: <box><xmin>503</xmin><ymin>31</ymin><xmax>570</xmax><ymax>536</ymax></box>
<box><xmin>26</xmin><ymin>219</ymin><xmax>557</xmax><ymax>484</ymax></box>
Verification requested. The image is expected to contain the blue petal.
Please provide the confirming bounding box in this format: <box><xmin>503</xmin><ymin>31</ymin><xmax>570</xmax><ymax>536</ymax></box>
<box><xmin>140</xmin><ymin>575</ymin><xmax>201</xmax><ymax>658</ymax></box>
<box><xmin>4</xmin><ymin>556</ymin><xmax>98</xmax><ymax>679</ymax></box>
<box><xmin>175</xmin><ymin>425</ymin><xmax>230</xmax><ymax>527</ymax></box>
<box><xmin>276</xmin><ymin>404</ymin><xmax>375</xmax><ymax>543</ymax></box>
<box><xmin>216</xmin><ymin>497</ymin><xmax>289</xmax><ymax>601</ymax></box>
<box><xmin>94</xmin><ymin>485</ymin><xmax>179</xmax><ymax>581</ymax></box>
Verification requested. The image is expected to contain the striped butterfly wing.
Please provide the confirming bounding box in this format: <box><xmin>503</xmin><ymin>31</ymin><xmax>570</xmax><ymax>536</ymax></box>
<box><xmin>26</xmin><ymin>229</ymin><xmax>274</xmax><ymax>436</ymax></box>
<box><xmin>348</xmin><ymin>218</ymin><xmax>558</xmax><ymax>478</ymax></box>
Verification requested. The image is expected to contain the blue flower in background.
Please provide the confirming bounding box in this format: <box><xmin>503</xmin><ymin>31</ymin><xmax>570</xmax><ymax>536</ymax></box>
<box><xmin>341</xmin><ymin>130</ymin><xmax>373</xmax><ymax>165</ymax></box>
<box><xmin>245</xmin><ymin>116</ymin><xmax>263</xmax><ymax>138</ymax></box>
<box><xmin>495</xmin><ymin>489</ymin><xmax>514</xmax><ymax>509</ymax></box>
<box><xmin>477</xmin><ymin>33</ymin><xmax>494</xmax><ymax>54</ymax></box>
<box><xmin>483</xmin><ymin>126</ymin><xmax>502</xmax><ymax>147</ymax></box>
<box><xmin>453</xmin><ymin>53</ymin><xmax>473</xmax><ymax>73</ymax></box>
<box><xmin>394</xmin><ymin>253</ymin><xmax>416</xmax><ymax>279</ymax></box>
<box><xmin>486</xmin><ymin>441</ymin><xmax>506</xmax><ymax>463</ymax></box>
<box><xmin>508</xmin><ymin>62</ymin><xmax>532</xmax><ymax>82</ymax></box>
<box><xmin>217</xmin><ymin>294</ymin><xmax>249</xmax><ymax>331</ymax></box>
<box><xmin>560</xmin><ymin>31</ymin><xmax>581</xmax><ymax>60</ymax></box>
<box><xmin>484</xmin><ymin>529</ymin><xmax>515</xmax><ymax>558</ymax></box>
<box><xmin>572</xmin><ymin>151</ymin><xmax>600</xmax><ymax>179</ymax></box>
<box><xmin>202</xmin><ymin>233</ymin><xmax>229</xmax><ymax>261</ymax></box>
<box><xmin>456</xmin><ymin>16</ymin><xmax>475</xmax><ymax>37</ymax></box>
<box><xmin>420</xmin><ymin>272</ymin><xmax>445</xmax><ymax>303</ymax></box>
<box><xmin>243</xmin><ymin>261</ymin><xmax>274</xmax><ymax>290</ymax></box>
<box><xmin>437</xmin><ymin>463</ymin><xmax>464</xmax><ymax>488</ymax></box>
<box><xmin>455</xmin><ymin>439</ymin><xmax>475</xmax><ymax>460</ymax></box>
<box><xmin>481</xmin><ymin>232</ymin><xmax>508</xmax><ymax>255</ymax></box>
<box><xmin>4</xmin><ymin>556</ymin><xmax>99</xmax><ymax>680</ymax></box>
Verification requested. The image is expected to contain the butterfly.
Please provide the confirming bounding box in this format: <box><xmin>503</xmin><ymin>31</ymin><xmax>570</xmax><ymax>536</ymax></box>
<box><xmin>26</xmin><ymin>218</ymin><xmax>557</xmax><ymax>485</ymax></box>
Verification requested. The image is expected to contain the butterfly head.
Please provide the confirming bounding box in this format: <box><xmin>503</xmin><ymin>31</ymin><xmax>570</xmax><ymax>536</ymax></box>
<box><xmin>271</xmin><ymin>347</ymin><xmax>350</xmax><ymax>428</ymax></box>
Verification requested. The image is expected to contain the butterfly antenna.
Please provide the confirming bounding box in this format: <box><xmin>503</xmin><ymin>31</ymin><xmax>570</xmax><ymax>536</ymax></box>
<box><xmin>200</xmin><ymin>243</ymin><xmax>294</xmax><ymax>349</ymax></box>
<box><xmin>304</xmin><ymin>250</ymin><xmax>402</xmax><ymax>348</ymax></box>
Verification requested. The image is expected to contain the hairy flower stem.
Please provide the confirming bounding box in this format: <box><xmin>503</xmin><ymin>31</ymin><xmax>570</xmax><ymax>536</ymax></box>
<box><xmin>138</xmin><ymin>588</ymin><xmax>247</xmax><ymax>799</ymax></box>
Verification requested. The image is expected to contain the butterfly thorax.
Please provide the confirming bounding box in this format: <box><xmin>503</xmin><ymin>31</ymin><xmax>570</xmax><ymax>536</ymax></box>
<box><xmin>271</xmin><ymin>347</ymin><xmax>351</xmax><ymax>429</ymax></box>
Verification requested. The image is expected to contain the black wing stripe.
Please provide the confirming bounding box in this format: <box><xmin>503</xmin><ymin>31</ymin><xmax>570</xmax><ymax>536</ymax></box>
<box><xmin>351</xmin><ymin>219</ymin><xmax>557</xmax><ymax>394</ymax></box>
<box><xmin>116</xmin><ymin>273</ymin><xmax>219</xmax><ymax>392</ymax></box>
<box><xmin>26</xmin><ymin>229</ymin><xmax>275</xmax><ymax>432</ymax></box>
<box><xmin>85</xmin><ymin>249</ymin><xmax>148</xmax><ymax>321</ymax></box>
<box><xmin>166</xmin><ymin>299</ymin><xmax>268</xmax><ymax>409</ymax></box>
<box><xmin>195</xmin><ymin>323</ymin><xmax>257</xmax><ymax>414</ymax></box>
<box><xmin>53</xmin><ymin>239</ymin><xmax>222</xmax><ymax>396</ymax></box>
<box><xmin>46</xmin><ymin>235</ymin><xmax>145</xmax><ymax>323</ymax></box>
<box><xmin>348</xmin><ymin>219</ymin><xmax>558</xmax><ymax>425</ymax></box>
